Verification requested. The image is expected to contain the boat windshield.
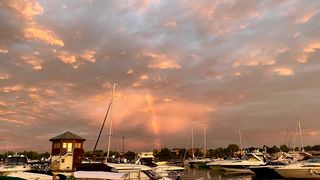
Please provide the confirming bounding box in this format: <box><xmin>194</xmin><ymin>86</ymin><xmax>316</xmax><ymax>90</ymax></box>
<box><xmin>242</xmin><ymin>154</ymin><xmax>260</xmax><ymax>162</ymax></box>
<box><xmin>5</xmin><ymin>156</ymin><xmax>28</xmax><ymax>165</ymax></box>
<box><xmin>306</xmin><ymin>157</ymin><xmax>320</xmax><ymax>163</ymax></box>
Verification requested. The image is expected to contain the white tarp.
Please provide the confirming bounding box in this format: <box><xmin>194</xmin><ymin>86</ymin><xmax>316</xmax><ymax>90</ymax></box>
<box><xmin>74</xmin><ymin>171</ymin><xmax>128</xmax><ymax>179</ymax></box>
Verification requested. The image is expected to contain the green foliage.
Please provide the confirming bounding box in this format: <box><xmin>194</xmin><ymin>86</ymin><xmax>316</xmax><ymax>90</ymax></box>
<box><xmin>280</xmin><ymin>144</ymin><xmax>289</xmax><ymax>152</ymax></box>
<box><xmin>125</xmin><ymin>151</ymin><xmax>136</xmax><ymax>161</ymax></box>
<box><xmin>266</xmin><ymin>145</ymin><xmax>280</xmax><ymax>154</ymax></box>
<box><xmin>158</xmin><ymin>147</ymin><xmax>172</xmax><ymax>161</ymax></box>
<box><xmin>226</xmin><ymin>144</ymin><xmax>240</xmax><ymax>156</ymax></box>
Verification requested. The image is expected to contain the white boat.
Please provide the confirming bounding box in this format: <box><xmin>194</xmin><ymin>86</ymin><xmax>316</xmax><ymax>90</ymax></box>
<box><xmin>209</xmin><ymin>152</ymin><xmax>266</xmax><ymax>173</ymax></box>
<box><xmin>106</xmin><ymin>162</ymin><xmax>166</xmax><ymax>180</ymax></box>
<box><xmin>0</xmin><ymin>154</ymin><xmax>32</xmax><ymax>176</ymax></box>
<box><xmin>274</xmin><ymin>157</ymin><xmax>320</xmax><ymax>179</ymax></box>
<box><xmin>74</xmin><ymin>170</ymin><xmax>128</xmax><ymax>180</ymax></box>
<box><xmin>6</xmin><ymin>172</ymin><xmax>53</xmax><ymax>180</ymax></box>
<box><xmin>135</xmin><ymin>152</ymin><xmax>184</xmax><ymax>179</ymax></box>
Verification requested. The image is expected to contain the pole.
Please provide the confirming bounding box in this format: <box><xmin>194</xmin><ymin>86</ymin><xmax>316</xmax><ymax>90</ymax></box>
<box><xmin>122</xmin><ymin>136</ymin><xmax>125</xmax><ymax>155</ymax></box>
<box><xmin>93</xmin><ymin>100</ymin><xmax>112</xmax><ymax>155</ymax></box>
<box><xmin>107</xmin><ymin>84</ymin><xmax>117</xmax><ymax>161</ymax></box>
<box><xmin>191</xmin><ymin>127</ymin><xmax>194</xmax><ymax>159</ymax></box>
<box><xmin>204</xmin><ymin>120</ymin><xmax>207</xmax><ymax>158</ymax></box>
<box><xmin>298</xmin><ymin>119</ymin><xmax>304</xmax><ymax>152</ymax></box>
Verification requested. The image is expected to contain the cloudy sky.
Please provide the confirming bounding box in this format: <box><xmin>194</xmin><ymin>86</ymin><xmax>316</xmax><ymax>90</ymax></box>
<box><xmin>1</xmin><ymin>0</ymin><xmax>320</xmax><ymax>153</ymax></box>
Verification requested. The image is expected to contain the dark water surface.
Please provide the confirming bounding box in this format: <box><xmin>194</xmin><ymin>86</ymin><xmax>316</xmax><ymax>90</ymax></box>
<box><xmin>181</xmin><ymin>167</ymin><xmax>253</xmax><ymax>180</ymax></box>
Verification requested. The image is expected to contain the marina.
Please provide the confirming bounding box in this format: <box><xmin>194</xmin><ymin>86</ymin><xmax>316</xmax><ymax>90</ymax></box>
<box><xmin>2</xmin><ymin>0</ymin><xmax>320</xmax><ymax>179</ymax></box>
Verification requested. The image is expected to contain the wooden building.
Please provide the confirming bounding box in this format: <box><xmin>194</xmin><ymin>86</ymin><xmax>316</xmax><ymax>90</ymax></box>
<box><xmin>49</xmin><ymin>131</ymin><xmax>86</xmax><ymax>172</ymax></box>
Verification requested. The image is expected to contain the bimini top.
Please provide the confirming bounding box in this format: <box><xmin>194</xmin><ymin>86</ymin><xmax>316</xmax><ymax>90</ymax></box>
<box><xmin>49</xmin><ymin>131</ymin><xmax>86</xmax><ymax>141</ymax></box>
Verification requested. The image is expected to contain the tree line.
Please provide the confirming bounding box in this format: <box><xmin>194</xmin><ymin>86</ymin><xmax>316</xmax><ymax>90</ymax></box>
<box><xmin>2</xmin><ymin>144</ymin><xmax>320</xmax><ymax>161</ymax></box>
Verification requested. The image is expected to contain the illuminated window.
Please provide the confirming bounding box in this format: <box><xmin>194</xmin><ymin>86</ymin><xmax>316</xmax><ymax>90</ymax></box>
<box><xmin>63</xmin><ymin>143</ymin><xmax>67</xmax><ymax>148</ymax></box>
<box><xmin>67</xmin><ymin>143</ymin><xmax>73</xmax><ymax>152</ymax></box>
<box><xmin>75</xmin><ymin>143</ymin><xmax>81</xmax><ymax>149</ymax></box>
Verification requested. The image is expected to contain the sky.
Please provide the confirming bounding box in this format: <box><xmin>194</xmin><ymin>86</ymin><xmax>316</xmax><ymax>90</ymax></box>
<box><xmin>1</xmin><ymin>0</ymin><xmax>320</xmax><ymax>153</ymax></box>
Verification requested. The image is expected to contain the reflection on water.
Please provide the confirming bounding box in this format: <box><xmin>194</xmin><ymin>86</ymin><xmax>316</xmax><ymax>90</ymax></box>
<box><xmin>181</xmin><ymin>167</ymin><xmax>253</xmax><ymax>180</ymax></box>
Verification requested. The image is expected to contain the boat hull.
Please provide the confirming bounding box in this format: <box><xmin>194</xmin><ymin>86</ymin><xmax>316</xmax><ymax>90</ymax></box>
<box><xmin>275</xmin><ymin>167</ymin><xmax>320</xmax><ymax>179</ymax></box>
<box><xmin>249</xmin><ymin>166</ymin><xmax>284</xmax><ymax>179</ymax></box>
<box><xmin>220</xmin><ymin>165</ymin><xmax>254</xmax><ymax>173</ymax></box>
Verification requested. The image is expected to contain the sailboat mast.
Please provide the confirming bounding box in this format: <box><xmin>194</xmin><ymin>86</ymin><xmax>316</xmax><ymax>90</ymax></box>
<box><xmin>191</xmin><ymin>127</ymin><xmax>194</xmax><ymax>159</ymax></box>
<box><xmin>107</xmin><ymin>84</ymin><xmax>117</xmax><ymax>160</ymax></box>
<box><xmin>239</xmin><ymin>130</ymin><xmax>242</xmax><ymax>152</ymax></box>
<box><xmin>204</xmin><ymin>120</ymin><xmax>207</xmax><ymax>158</ymax></box>
<box><xmin>298</xmin><ymin>120</ymin><xmax>304</xmax><ymax>152</ymax></box>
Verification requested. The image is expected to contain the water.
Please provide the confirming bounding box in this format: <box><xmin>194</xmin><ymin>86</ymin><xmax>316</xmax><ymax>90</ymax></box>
<box><xmin>181</xmin><ymin>167</ymin><xmax>253</xmax><ymax>180</ymax></box>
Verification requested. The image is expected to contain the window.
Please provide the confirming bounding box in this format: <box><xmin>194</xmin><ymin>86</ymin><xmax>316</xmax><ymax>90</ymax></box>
<box><xmin>75</xmin><ymin>143</ymin><xmax>81</xmax><ymax>149</ymax></box>
<box><xmin>63</xmin><ymin>143</ymin><xmax>67</xmax><ymax>148</ymax></box>
<box><xmin>67</xmin><ymin>143</ymin><xmax>73</xmax><ymax>152</ymax></box>
<box><xmin>53</xmin><ymin>143</ymin><xmax>60</xmax><ymax>149</ymax></box>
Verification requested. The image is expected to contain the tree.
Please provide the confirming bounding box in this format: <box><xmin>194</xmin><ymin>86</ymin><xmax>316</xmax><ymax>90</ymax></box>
<box><xmin>226</xmin><ymin>144</ymin><xmax>240</xmax><ymax>156</ymax></box>
<box><xmin>280</xmin><ymin>145</ymin><xmax>289</xmax><ymax>152</ymax></box>
<box><xmin>125</xmin><ymin>151</ymin><xmax>136</xmax><ymax>161</ymax></box>
<box><xmin>158</xmin><ymin>147</ymin><xmax>172</xmax><ymax>161</ymax></box>
<box><xmin>266</xmin><ymin>146</ymin><xmax>280</xmax><ymax>154</ymax></box>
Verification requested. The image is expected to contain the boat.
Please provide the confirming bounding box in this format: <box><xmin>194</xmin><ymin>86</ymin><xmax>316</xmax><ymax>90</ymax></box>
<box><xmin>135</xmin><ymin>152</ymin><xmax>184</xmax><ymax>179</ymax></box>
<box><xmin>0</xmin><ymin>154</ymin><xmax>32</xmax><ymax>176</ymax></box>
<box><xmin>274</xmin><ymin>157</ymin><xmax>320</xmax><ymax>179</ymax></box>
<box><xmin>212</xmin><ymin>152</ymin><xmax>266</xmax><ymax>173</ymax></box>
<box><xmin>187</xmin><ymin>124</ymin><xmax>212</xmax><ymax>168</ymax></box>
<box><xmin>5</xmin><ymin>171</ymin><xmax>53</xmax><ymax>180</ymax></box>
<box><xmin>74</xmin><ymin>170</ymin><xmax>128</xmax><ymax>180</ymax></box>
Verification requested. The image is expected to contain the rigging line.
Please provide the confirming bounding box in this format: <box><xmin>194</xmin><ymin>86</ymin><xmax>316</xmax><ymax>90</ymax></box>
<box><xmin>93</xmin><ymin>99</ymin><xmax>112</xmax><ymax>155</ymax></box>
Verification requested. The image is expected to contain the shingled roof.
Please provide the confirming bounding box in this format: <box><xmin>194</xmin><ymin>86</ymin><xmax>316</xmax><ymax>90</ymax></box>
<box><xmin>49</xmin><ymin>131</ymin><xmax>86</xmax><ymax>141</ymax></box>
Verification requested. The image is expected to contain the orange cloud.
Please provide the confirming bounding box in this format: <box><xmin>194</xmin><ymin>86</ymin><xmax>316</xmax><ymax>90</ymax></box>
<box><xmin>304</xmin><ymin>42</ymin><xmax>320</xmax><ymax>53</ymax></box>
<box><xmin>0</xmin><ymin>73</ymin><xmax>10</xmax><ymax>80</ymax></box>
<box><xmin>0</xmin><ymin>117</ymin><xmax>27</xmax><ymax>125</ymax></box>
<box><xmin>0</xmin><ymin>48</ymin><xmax>8</xmax><ymax>54</ymax></box>
<box><xmin>148</xmin><ymin>61</ymin><xmax>181</xmax><ymax>69</ymax></box>
<box><xmin>140</xmin><ymin>75</ymin><xmax>149</xmax><ymax>80</ymax></box>
<box><xmin>0</xmin><ymin>85</ymin><xmax>24</xmax><ymax>93</ymax></box>
<box><xmin>57</xmin><ymin>51</ymin><xmax>76</xmax><ymax>65</ymax></box>
<box><xmin>142</xmin><ymin>51</ymin><xmax>181</xmax><ymax>70</ymax></box>
<box><xmin>24</xmin><ymin>26</ymin><xmax>64</xmax><ymax>47</ymax></box>
<box><xmin>0</xmin><ymin>101</ymin><xmax>6</xmax><ymax>106</ymax></box>
<box><xmin>21</xmin><ymin>55</ymin><xmax>42</xmax><ymax>70</ymax></box>
<box><xmin>273</xmin><ymin>67</ymin><xmax>294</xmax><ymax>76</ymax></box>
<box><xmin>165</xmin><ymin>20</ymin><xmax>178</xmax><ymax>28</ymax></box>
<box><xmin>295</xmin><ymin>10</ymin><xmax>318</xmax><ymax>24</ymax></box>
<box><xmin>80</xmin><ymin>50</ymin><xmax>97</xmax><ymax>62</ymax></box>
<box><xmin>7</xmin><ymin>0</ymin><xmax>43</xmax><ymax>20</ymax></box>
<box><xmin>127</xmin><ymin>69</ymin><xmax>134</xmax><ymax>74</ymax></box>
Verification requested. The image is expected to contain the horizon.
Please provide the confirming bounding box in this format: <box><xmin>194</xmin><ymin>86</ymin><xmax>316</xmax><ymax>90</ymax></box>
<box><xmin>1</xmin><ymin>0</ymin><xmax>320</xmax><ymax>153</ymax></box>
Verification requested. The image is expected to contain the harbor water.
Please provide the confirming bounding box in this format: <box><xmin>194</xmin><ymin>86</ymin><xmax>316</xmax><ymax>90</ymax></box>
<box><xmin>181</xmin><ymin>167</ymin><xmax>254</xmax><ymax>180</ymax></box>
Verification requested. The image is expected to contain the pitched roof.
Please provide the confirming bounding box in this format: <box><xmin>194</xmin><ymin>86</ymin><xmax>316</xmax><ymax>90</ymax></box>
<box><xmin>49</xmin><ymin>131</ymin><xmax>86</xmax><ymax>141</ymax></box>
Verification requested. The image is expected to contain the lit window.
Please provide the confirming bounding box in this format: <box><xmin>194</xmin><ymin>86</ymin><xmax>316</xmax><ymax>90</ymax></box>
<box><xmin>63</xmin><ymin>143</ymin><xmax>67</xmax><ymax>148</ymax></box>
<box><xmin>67</xmin><ymin>143</ymin><xmax>73</xmax><ymax>152</ymax></box>
<box><xmin>75</xmin><ymin>143</ymin><xmax>81</xmax><ymax>149</ymax></box>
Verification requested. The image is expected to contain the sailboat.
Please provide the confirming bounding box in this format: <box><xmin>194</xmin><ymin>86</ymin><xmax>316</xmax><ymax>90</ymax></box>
<box><xmin>187</xmin><ymin>122</ymin><xmax>211</xmax><ymax>168</ymax></box>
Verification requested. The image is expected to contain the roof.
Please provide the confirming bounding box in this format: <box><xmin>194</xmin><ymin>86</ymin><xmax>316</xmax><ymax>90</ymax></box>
<box><xmin>49</xmin><ymin>131</ymin><xmax>86</xmax><ymax>141</ymax></box>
